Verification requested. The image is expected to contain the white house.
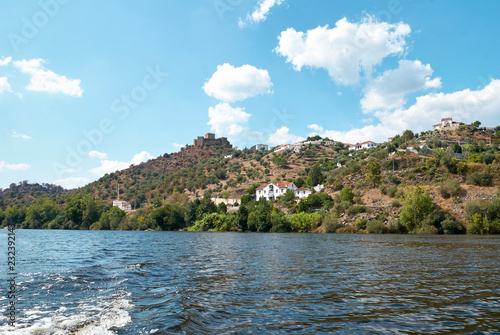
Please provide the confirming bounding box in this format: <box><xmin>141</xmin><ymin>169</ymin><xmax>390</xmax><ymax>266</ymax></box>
<box><xmin>433</xmin><ymin>117</ymin><xmax>461</xmax><ymax>130</ymax></box>
<box><xmin>113</xmin><ymin>200</ymin><xmax>132</xmax><ymax>211</ymax></box>
<box><xmin>313</xmin><ymin>184</ymin><xmax>324</xmax><ymax>192</ymax></box>
<box><xmin>251</xmin><ymin>144</ymin><xmax>268</xmax><ymax>151</ymax></box>
<box><xmin>294</xmin><ymin>187</ymin><xmax>311</xmax><ymax>199</ymax></box>
<box><xmin>323</xmin><ymin>141</ymin><xmax>336</xmax><ymax>146</ymax></box>
<box><xmin>256</xmin><ymin>182</ymin><xmax>298</xmax><ymax>201</ymax></box>
<box><xmin>273</xmin><ymin>144</ymin><xmax>295</xmax><ymax>153</ymax></box>
<box><xmin>349</xmin><ymin>141</ymin><xmax>379</xmax><ymax>151</ymax></box>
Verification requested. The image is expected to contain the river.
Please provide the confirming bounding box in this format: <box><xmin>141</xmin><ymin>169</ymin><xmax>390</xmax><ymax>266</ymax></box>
<box><xmin>0</xmin><ymin>230</ymin><xmax>499</xmax><ymax>334</ymax></box>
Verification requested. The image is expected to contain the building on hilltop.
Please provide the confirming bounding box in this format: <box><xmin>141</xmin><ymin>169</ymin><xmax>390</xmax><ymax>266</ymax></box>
<box><xmin>193</xmin><ymin>133</ymin><xmax>232</xmax><ymax>148</ymax></box>
<box><xmin>348</xmin><ymin>141</ymin><xmax>379</xmax><ymax>151</ymax></box>
<box><xmin>251</xmin><ymin>144</ymin><xmax>268</xmax><ymax>151</ymax></box>
<box><xmin>433</xmin><ymin>117</ymin><xmax>462</xmax><ymax>130</ymax></box>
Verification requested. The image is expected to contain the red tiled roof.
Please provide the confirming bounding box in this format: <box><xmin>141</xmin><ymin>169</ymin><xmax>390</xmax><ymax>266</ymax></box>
<box><xmin>442</xmin><ymin>117</ymin><xmax>452</xmax><ymax>121</ymax></box>
<box><xmin>433</xmin><ymin>123</ymin><xmax>442</xmax><ymax>126</ymax></box>
<box><xmin>277</xmin><ymin>182</ymin><xmax>294</xmax><ymax>188</ymax></box>
<box><xmin>295</xmin><ymin>188</ymin><xmax>310</xmax><ymax>191</ymax></box>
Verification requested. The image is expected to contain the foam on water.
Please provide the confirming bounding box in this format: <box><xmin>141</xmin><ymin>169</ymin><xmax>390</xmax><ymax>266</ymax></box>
<box><xmin>0</xmin><ymin>292</ymin><xmax>132</xmax><ymax>334</ymax></box>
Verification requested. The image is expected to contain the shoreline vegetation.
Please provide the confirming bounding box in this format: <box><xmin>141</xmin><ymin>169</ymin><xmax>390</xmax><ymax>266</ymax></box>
<box><xmin>1</xmin><ymin>124</ymin><xmax>500</xmax><ymax>234</ymax></box>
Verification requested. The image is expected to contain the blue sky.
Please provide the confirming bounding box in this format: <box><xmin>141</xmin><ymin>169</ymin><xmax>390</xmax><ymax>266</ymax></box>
<box><xmin>1</xmin><ymin>0</ymin><xmax>500</xmax><ymax>189</ymax></box>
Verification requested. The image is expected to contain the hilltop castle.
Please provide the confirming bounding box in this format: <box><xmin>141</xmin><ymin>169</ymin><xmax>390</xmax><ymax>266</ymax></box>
<box><xmin>192</xmin><ymin>133</ymin><xmax>232</xmax><ymax>148</ymax></box>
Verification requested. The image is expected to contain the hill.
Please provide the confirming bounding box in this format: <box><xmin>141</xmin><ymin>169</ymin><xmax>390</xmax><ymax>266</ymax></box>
<box><xmin>1</xmin><ymin>124</ymin><xmax>500</xmax><ymax>234</ymax></box>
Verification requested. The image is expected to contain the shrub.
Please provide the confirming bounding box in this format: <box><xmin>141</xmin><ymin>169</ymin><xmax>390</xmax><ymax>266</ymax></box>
<box><xmin>387</xmin><ymin>185</ymin><xmax>398</xmax><ymax>198</ymax></box>
<box><xmin>353</xmin><ymin>218</ymin><xmax>367</xmax><ymax>230</ymax></box>
<box><xmin>439</xmin><ymin>179</ymin><xmax>463</xmax><ymax>198</ymax></box>
<box><xmin>366</xmin><ymin>220</ymin><xmax>388</xmax><ymax>234</ymax></box>
<box><xmin>322</xmin><ymin>212</ymin><xmax>342</xmax><ymax>233</ymax></box>
<box><xmin>391</xmin><ymin>199</ymin><xmax>401</xmax><ymax>207</ymax></box>
<box><xmin>466</xmin><ymin>171</ymin><xmax>493</xmax><ymax>186</ymax></box>
<box><xmin>347</xmin><ymin>206</ymin><xmax>367</xmax><ymax>216</ymax></box>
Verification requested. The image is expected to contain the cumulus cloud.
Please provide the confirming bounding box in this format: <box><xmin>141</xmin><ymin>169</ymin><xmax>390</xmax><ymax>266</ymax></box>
<box><xmin>268</xmin><ymin>126</ymin><xmax>304</xmax><ymax>146</ymax></box>
<box><xmin>203</xmin><ymin>63</ymin><xmax>273</xmax><ymax>102</ymax></box>
<box><xmin>0</xmin><ymin>57</ymin><xmax>12</xmax><ymax>66</ymax></box>
<box><xmin>275</xmin><ymin>16</ymin><xmax>411</xmax><ymax>85</ymax></box>
<box><xmin>0</xmin><ymin>161</ymin><xmax>30</xmax><ymax>172</ymax></box>
<box><xmin>90</xmin><ymin>151</ymin><xmax>154</xmax><ymax>176</ymax></box>
<box><xmin>11</xmin><ymin>130</ymin><xmax>32</xmax><ymax>140</ymax></box>
<box><xmin>239</xmin><ymin>0</ymin><xmax>285</xmax><ymax>28</ymax></box>
<box><xmin>308</xmin><ymin>79</ymin><xmax>500</xmax><ymax>143</ymax></box>
<box><xmin>207</xmin><ymin>102</ymin><xmax>263</xmax><ymax>144</ymax></box>
<box><xmin>88</xmin><ymin>150</ymin><xmax>108</xmax><ymax>160</ymax></box>
<box><xmin>54</xmin><ymin>176</ymin><xmax>90</xmax><ymax>189</ymax></box>
<box><xmin>361</xmin><ymin>60</ymin><xmax>441</xmax><ymax>112</ymax></box>
<box><xmin>13</xmin><ymin>58</ymin><xmax>83</xmax><ymax>97</ymax></box>
<box><xmin>0</xmin><ymin>77</ymin><xmax>12</xmax><ymax>93</ymax></box>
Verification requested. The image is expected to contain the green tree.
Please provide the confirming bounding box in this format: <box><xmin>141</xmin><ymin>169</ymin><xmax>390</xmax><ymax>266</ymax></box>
<box><xmin>272</xmin><ymin>156</ymin><xmax>288</xmax><ymax>167</ymax></box>
<box><xmin>400</xmin><ymin>186</ymin><xmax>435</xmax><ymax>231</ymax></box>
<box><xmin>365</xmin><ymin>161</ymin><xmax>381</xmax><ymax>187</ymax></box>
<box><xmin>339</xmin><ymin>186</ymin><xmax>354</xmax><ymax>204</ymax></box>
<box><xmin>279</xmin><ymin>190</ymin><xmax>296</xmax><ymax>205</ymax></box>
<box><xmin>23</xmin><ymin>198</ymin><xmax>60</xmax><ymax>229</ymax></box>
<box><xmin>308</xmin><ymin>163</ymin><xmax>324</xmax><ymax>187</ymax></box>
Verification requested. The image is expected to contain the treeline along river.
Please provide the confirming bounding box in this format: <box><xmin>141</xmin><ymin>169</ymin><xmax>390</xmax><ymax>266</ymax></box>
<box><xmin>0</xmin><ymin>230</ymin><xmax>499</xmax><ymax>334</ymax></box>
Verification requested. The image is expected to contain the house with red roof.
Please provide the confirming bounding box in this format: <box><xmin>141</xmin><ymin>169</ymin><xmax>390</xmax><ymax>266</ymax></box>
<box><xmin>433</xmin><ymin>117</ymin><xmax>461</xmax><ymax>130</ymax></box>
<box><xmin>256</xmin><ymin>182</ymin><xmax>298</xmax><ymax>201</ymax></box>
<box><xmin>348</xmin><ymin>141</ymin><xmax>379</xmax><ymax>151</ymax></box>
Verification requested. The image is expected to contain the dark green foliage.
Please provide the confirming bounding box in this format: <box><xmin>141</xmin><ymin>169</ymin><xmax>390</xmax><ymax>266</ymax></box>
<box><xmin>279</xmin><ymin>190</ymin><xmax>296</xmax><ymax>205</ymax></box>
<box><xmin>218</xmin><ymin>202</ymin><xmax>227</xmax><ymax>214</ymax></box>
<box><xmin>234</xmin><ymin>205</ymin><xmax>249</xmax><ymax>231</ymax></box>
<box><xmin>151</xmin><ymin>204</ymin><xmax>185</xmax><ymax>230</ymax></box>
<box><xmin>421</xmin><ymin>209</ymin><xmax>465</xmax><ymax>234</ymax></box>
<box><xmin>247</xmin><ymin>199</ymin><xmax>273</xmax><ymax>232</ymax></box>
<box><xmin>308</xmin><ymin>163</ymin><xmax>324</xmax><ymax>187</ymax></box>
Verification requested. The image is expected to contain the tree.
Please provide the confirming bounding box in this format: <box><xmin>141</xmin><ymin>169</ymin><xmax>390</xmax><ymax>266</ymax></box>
<box><xmin>279</xmin><ymin>190</ymin><xmax>296</xmax><ymax>205</ymax></box>
<box><xmin>218</xmin><ymin>202</ymin><xmax>227</xmax><ymax>214</ymax></box>
<box><xmin>400</xmin><ymin>186</ymin><xmax>435</xmax><ymax>231</ymax></box>
<box><xmin>272</xmin><ymin>156</ymin><xmax>288</xmax><ymax>167</ymax></box>
<box><xmin>247</xmin><ymin>198</ymin><xmax>272</xmax><ymax>232</ymax></box>
<box><xmin>339</xmin><ymin>186</ymin><xmax>354</xmax><ymax>204</ymax></box>
<box><xmin>473</xmin><ymin>120</ymin><xmax>481</xmax><ymax>128</ymax></box>
<box><xmin>235</xmin><ymin>205</ymin><xmax>249</xmax><ymax>231</ymax></box>
<box><xmin>23</xmin><ymin>198</ymin><xmax>60</xmax><ymax>229</ymax></box>
<box><xmin>365</xmin><ymin>161</ymin><xmax>381</xmax><ymax>187</ymax></box>
<box><xmin>308</xmin><ymin>163</ymin><xmax>324</xmax><ymax>187</ymax></box>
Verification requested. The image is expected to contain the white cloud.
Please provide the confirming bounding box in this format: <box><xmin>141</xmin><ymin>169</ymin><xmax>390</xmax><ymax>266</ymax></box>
<box><xmin>268</xmin><ymin>126</ymin><xmax>304</xmax><ymax>146</ymax></box>
<box><xmin>0</xmin><ymin>161</ymin><xmax>30</xmax><ymax>172</ymax></box>
<box><xmin>361</xmin><ymin>60</ymin><xmax>441</xmax><ymax>112</ymax></box>
<box><xmin>207</xmin><ymin>103</ymin><xmax>263</xmax><ymax>144</ymax></box>
<box><xmin>90</xmin><ymin>151</ymin><xmax>154</xmax><ymax>176</ymax></box>
<box><xmin>308</xmin><ymin>79</ymin><xmax>500</xmax><ymax>143</ymax></box>
<box><xmin>172</xmin><ymin>142</ymin><xmax>185</xmax><ymax>148</ymax></box>
<box><xmin>11</xmin><ymin>130</ymin><xmax>32</xmax><ymax>140</ymax></box>
<box><xmin>0</xmin><ymin>57</ymin><xmax>12</xmax><ymax>66</ymax></box>
<box><xmin>275</xmin><ymin>16</ymin><xmax>411</xmax><ymax>85</ymax></box>
<box><xmin>0</xmin><ymin>77</ymin><xmax>13</xmax><ymax>93</ymax></box>
<box><xmin>239</xmin><ymin>0</ymin><xmax>285</xmax><ymax>28</ymax></box>
<box><xmin>88</xmin><ymin>150</ymin><xmax>108</xmax><ymax>160</ymax></box>
<box><xmin>13</xmin><ymin>58</ymin><xmax>83</xmax><ymax>97</ymax></box>
<box><xmin>54</xmin><ymin>176</ymin><xmax>90</xmax><ymax>190</ymax></box>
<box><xmin>203</xmin><ymin>63</ymin><xmax>273</xmax><ymax>102</ymax></box>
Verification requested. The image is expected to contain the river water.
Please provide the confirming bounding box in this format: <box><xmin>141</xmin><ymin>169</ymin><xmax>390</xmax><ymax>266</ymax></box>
<box><xmin>0</xmin><ymin>230</ymin><xmax>499</xmax><ymax>334</ymax></box>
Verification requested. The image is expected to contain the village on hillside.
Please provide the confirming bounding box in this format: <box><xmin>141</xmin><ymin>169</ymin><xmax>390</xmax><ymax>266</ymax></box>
<box><xmin>112</xmin><ymin>116</ymin><xmax>481</xmax><ymax>212</ymax></box>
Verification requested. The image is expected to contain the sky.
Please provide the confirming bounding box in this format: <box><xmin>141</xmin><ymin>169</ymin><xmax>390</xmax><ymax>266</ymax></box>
<box><xmin>1</xmin><ymin>0</ymin><xmax>500</xmax><ymax>190</ymax></box>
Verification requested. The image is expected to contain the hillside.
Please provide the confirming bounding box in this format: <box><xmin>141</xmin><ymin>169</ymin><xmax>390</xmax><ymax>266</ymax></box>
<box><xmin>1</xmin><ymin>124</ymin><xmax>500</xmax><ymax>234</ymax></box>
